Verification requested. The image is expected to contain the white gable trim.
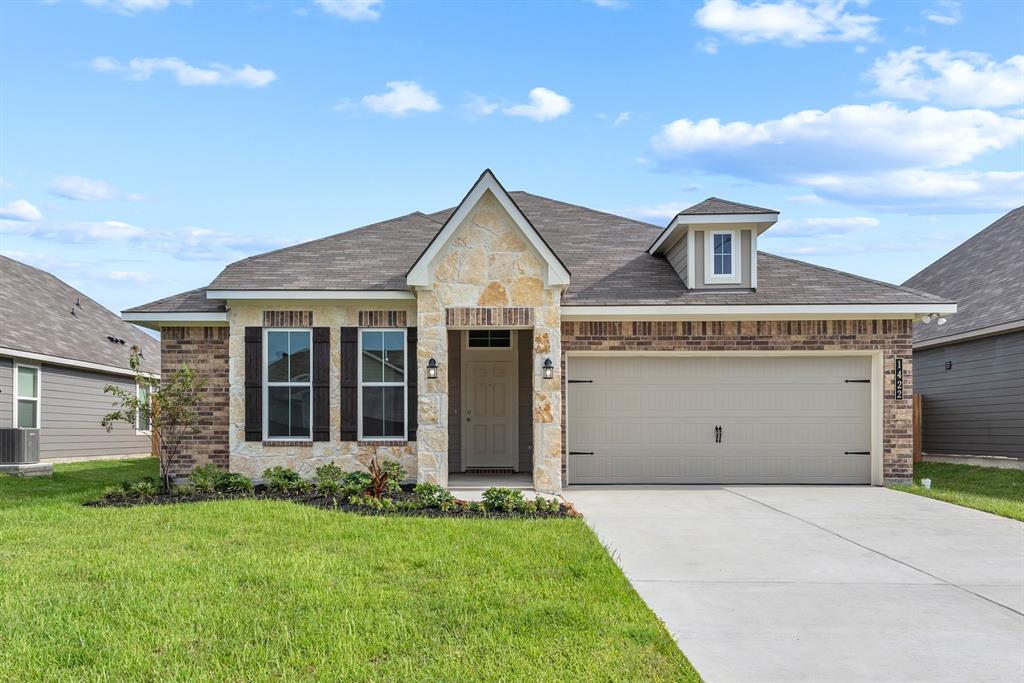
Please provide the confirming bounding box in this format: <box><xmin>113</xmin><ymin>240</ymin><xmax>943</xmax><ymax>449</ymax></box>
<box><xmin>406</xmin><ymin>170</ymin><xmax>571</xmax><ymax>289</ymax></box>
<box><xmin>0</xmin><ymin>347</ymin><xmax>158</xmax><ymax>379</ymax></box>
<box><xmin>650</xmin><ymin>212</ymin><xmax>778</xmax><ymax>255</ymax></box>
<box><xmin>560</xmin><ymin>303</ymin><xmax>957</xmax><ymax>321</ymax></box>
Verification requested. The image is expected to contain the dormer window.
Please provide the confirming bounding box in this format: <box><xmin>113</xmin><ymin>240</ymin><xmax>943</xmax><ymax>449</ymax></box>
<box><xmin>712</xmin><ymin>232</ymin><xmax>733</xmax><ymax>276</ymax></box>
<box><xmin>705</xmin><ymin>229</ymin><xmax>741</xmax><ymax>284</ymax></box>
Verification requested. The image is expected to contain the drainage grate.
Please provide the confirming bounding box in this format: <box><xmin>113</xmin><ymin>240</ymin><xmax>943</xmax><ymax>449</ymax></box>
<box><xmin>464</xmin><ymin>467</ymin><xmax>515</xmax><ymax>475</ymax></box>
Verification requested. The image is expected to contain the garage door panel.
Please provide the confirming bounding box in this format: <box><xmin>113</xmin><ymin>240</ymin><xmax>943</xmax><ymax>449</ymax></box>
<box><xmin>567</xmin><ymin>356</ymin><xmax>871</xmax><ymax>484</ymax></box>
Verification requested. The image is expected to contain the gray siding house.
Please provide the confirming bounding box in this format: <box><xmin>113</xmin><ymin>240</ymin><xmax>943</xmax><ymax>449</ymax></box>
<box><xmin>124</xmin><ymin>170</ymin><xmax>955</xmax><ymax>492</ymax></box>
<box><xmin>903</xmin><ymin>207</ymin><xmax>1024</xmax><ymax>464</ymax></box>
<box><xmin>0</xmin><ymin>256</ymin><xmax>160</xmax><ymax>461</ymax></box>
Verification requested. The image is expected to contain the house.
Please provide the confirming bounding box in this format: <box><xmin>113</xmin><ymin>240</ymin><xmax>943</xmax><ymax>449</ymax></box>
<box><xmin>123</xmin><ymin>170</ymin><xmax>954</xmax><ymax>493</ymax></box>
<box><xmin>903</xmin><ymin>207</ymin><xmax>1023</xmax><ymax>466</ymax></box>
<box><xmin>0</xmin><ymin>255</ymin><xmax>161</xmax><ymax>468</ymax></box>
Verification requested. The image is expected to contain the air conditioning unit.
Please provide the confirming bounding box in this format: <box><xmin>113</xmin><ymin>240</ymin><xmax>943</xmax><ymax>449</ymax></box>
<box><xmin>0</xmin><ymin>428</ymin><xmax>40</xmax><ymax>464</ymax></box>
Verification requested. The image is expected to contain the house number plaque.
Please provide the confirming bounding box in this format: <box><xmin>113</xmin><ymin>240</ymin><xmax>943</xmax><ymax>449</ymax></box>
<box><xmin>894</xmin><ymin>358</ymin><xmax>903</xmax><ymax>400</ymax></box>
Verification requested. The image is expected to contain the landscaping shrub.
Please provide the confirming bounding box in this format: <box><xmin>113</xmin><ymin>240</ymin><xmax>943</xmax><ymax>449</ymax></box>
<box><xmin>367</xmin><ymin>458</ymin><xmax>406</xmax><ymax>498</ymax></box>
<box><xmin>314</xmin><ymin>462</ymin><xmax>344</xmax><ymax>487</ymax></box>
<box><xmin>216</xmin><ymin>473</ymin><xmax>253</xmax><ymax>494</ymax></box>
<box><xmin>413</xmin><ymin>482</ymin><xmax>455</xmax><ymax>510</ymax></box>
<box><xmin>263</xmin><ymin>466</ymin><xmax>306</xmax><ymax>493</ymax></box>
<box><xmin>102</xmin><ymin>485</ymin><xmax>126</xmax><ymax>500</ymax></box>
<box><xmin>188</xmin><ymin>464</ymin><xmax>224</xmax><ymax>494</ymax></box>
<box><xmin>481</xmin><ymin>487</ymin><xmax>525</xmax><ymax>512</ymax></box>
<box><xmin>341</xmin><ymin>471</ymin><xmax>372</xmax><ymax>497</ymax></box>
<box><xmin>129</xmin><ymin>479</ymin><xmax>158</xmax><ymax>501</ymax></box>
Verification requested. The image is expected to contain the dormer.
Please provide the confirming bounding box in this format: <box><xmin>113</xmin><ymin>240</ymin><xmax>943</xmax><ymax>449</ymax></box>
<box><xmin>648</xmin><ymin>198</ymin><xmax>779</xmax><ymax>290</ymax></box>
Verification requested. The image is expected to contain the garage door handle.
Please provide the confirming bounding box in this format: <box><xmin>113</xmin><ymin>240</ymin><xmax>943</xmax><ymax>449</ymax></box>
<box><xmin>715</xmin><ymin>425</ymin><xmax>722</xmax><ymax>443</ymax></box>
<box><xmin>844</xmin><ymin>451</ymin><xmax>870</xmax><ymax>455</ymax></box>
<box><xmin>844</xmin><ymin>379</ymin><xmax>870</xmax><ymax>383</ymax></box>
<box><xmin>569</xmin><ymin>451</ymin><xmax>594</xmax><ymax>455</ymax></box>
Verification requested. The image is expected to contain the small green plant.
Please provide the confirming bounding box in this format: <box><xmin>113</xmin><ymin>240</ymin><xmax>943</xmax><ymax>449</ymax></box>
<box><xmin>340</xmin><ymin>470</ymin><xmax>372</xmax><ymax>497</ymax></box>
<box><xmin>172</xmin><ymin>483</ymin><xmax>196</xmax><ymax>497</ymax></box>
<box><xmin>217</xmin><ymin>473</ymin><xmax>254</xmax><ymax>494</ymax></box>
<box><xmin>481</xmin><ymin>487</ymin><xmax>525</xmax><ymax>512</ymax></box>
<box><xmin>102</xmin><ymin>485</ymin><xmax>126</xmax><ymax>500</ymax></box>
<box><xmin>367</xmin><ymin>457</ymin><xmax>406</xmax><ymax>498</ymax></box>
<box><xmin>189</xmin><ymin>464</ymin><xmax>223</xmax><ymax>494</ymax></box>
<box><xmin>317</xmin><ymin>478</ymin><xmax>342</xmax><ymax>495</ymax></box>
<box><xmin>413</xmin><ymin>482</ymin><xmax>455</xmax><ymax>509</ymax></box>
<box><xmin>533</xmin><ymin>496</ymin><xmax>563</xmax><ymax>515</ymax></box>
<box><xmin>263</xmin><ymin>466</ymin><xmax>303</xmax><ymax>493</ymax></box>
<box><xmin>314</xmin><ymin>462</ymin><xmax>344</xmax><ymax>488</ymax></box>
<box><xmin>129</xmin><ymin>479</ymin><xmax>159</xmax><ymax>500</ymax></box>
<box><xmin>381</xmin><ymin>461</ymin><xmax>407</xmax><ymax>492</ymax></box>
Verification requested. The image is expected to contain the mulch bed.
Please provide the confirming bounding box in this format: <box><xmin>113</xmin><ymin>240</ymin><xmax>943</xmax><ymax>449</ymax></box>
<box><xmin>84</xmin><ymin>487</ymin><xmax>580</xmax><ymax>519</ymax></box>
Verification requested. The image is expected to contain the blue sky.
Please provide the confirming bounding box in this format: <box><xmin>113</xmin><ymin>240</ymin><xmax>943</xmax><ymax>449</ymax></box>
<box><xmin>1</xmin><ymin>0</ymin><xmax>1022</xmax><ymax>319</ymax></box>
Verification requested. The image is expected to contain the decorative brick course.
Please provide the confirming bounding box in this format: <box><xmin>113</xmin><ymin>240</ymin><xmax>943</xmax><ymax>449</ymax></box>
<box><xmin>445</xmin><ymin>306</ymin><xmax>534</xmax><ymax>327</ymax></box>
<box><xmin>358</xmin><ymin>310</ymin><xmax>408</xmax><ymax>327</ymax></box>
<box><xmin>263</xmin><ymin>310</ymin><xmax>313</xmax><ymax>327</ymax></box>
<box><xmin>561</xmin><ymin>319</ymin><xmax>914</xmax><ymax>483</ymax></box>
<box><xmin>160</xmin><ymin>326</ymin><xmax>230</xmax><ymax>478</ymax></box>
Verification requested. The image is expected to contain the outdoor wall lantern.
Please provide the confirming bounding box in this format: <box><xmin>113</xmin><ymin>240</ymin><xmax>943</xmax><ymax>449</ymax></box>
<box><xmin>543</xmin><ymin>357</ymin><xmax>554</xmax><ymax>380</ymax></box>
<box><xmin>427</xmin><ymin>358</ymin><xmax>438</xmax><ymax>380</ymax></box>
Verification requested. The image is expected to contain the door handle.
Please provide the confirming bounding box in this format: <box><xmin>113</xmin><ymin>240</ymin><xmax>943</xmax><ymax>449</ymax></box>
<box><xmin>715</xmin><ymin>425</ymin><xmax>723</xmax><ymax>443</ymax></box>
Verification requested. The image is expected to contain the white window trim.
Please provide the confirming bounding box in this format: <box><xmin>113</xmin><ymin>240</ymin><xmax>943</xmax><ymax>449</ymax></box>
<box><xmin>262</xmin><ymin>328</ymin><xmax>313</xmax><ymax>442</ymax></box>
<box><xmin>357</xmin><ymin>327</ymin><xmax>408</xmax><ymax>442</ymax></box>
<box><xmin>136</xmin><ymin>383</ymin><xmax>152</xmax><ymax>436</ymax></box>
<box><xmin>465</xmin><ymin>329</ymin><xmax>515</xmax><ymax>351</ymax></box>
<box><xmin>14</xmin><ymin>362</ymin><xmax>41</xmax><ymax>430</ymax></box>
<box><xmin>705</xmin><ymin>229</ymin><xmax>741</xmax><ymax>284</ymax></box>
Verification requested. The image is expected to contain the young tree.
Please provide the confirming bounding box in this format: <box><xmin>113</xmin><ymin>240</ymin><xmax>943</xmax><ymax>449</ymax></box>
<box><xmin>102</xmin><ymin>348</ymin><xmax>206</xmax><ymax>492</ymax></box>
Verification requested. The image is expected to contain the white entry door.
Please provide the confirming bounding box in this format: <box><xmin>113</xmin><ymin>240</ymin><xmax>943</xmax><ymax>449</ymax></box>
<box><xmin>567</xmin><ymin>355</ymin><xmax>872</xmax><ymax>484</ymax></box>
<box><xmin>463</xmin><ymin>360</ymin><xmax>518</xmax><ymax>469</ymax></box>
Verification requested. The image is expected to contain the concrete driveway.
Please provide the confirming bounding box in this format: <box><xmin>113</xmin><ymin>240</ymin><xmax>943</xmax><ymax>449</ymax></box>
<box><xmin>565</xmin><ymin>486</ymin><xmax>1024</xmax><ymax>683</ymax></box>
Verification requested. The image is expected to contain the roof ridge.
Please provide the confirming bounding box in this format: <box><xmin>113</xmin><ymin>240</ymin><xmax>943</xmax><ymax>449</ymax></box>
<box><xmin>760</xmin><ymin>251</ymin><xmax>952</xmax><ymax>304</ymax></box>
<box><xmin>509</xmin><ymin>190</ymin><xmax>662</xmax><ymax>229</ymax></box>
<box><xmin>681</xmin><ymin>196</ymin><xmax>779</xmax><ymax>215</ymax></box>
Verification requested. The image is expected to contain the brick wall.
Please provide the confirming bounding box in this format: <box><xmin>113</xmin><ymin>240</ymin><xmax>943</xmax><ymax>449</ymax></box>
<box><xmin>561</xmin><ymin>319</ymin><xmax>914</xmax><ymax>483</ymax></box>
<box><xmin>160</xmin><ymin>326</ymin><xmax>230</xmax><ymax>478</ymax></box>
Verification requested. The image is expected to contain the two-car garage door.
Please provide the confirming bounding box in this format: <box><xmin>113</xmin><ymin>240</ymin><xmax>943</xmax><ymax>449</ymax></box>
<box><xmin>567</xmin><ymin>355</ymin><xmax>873</xmax><ymax>484</ymax></box>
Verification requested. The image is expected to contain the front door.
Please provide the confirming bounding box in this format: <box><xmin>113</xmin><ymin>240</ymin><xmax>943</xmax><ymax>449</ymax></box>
<box><xmin>463</xmin><ymin>360</ymin><xmax>518</xmax><ymax>469</ymax></box>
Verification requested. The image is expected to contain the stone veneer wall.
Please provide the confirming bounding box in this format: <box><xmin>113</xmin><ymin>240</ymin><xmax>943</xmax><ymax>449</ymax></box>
<box><xmin>561</xmin><ymin>319</ymin><xmax>914</xmax><ymax>483</ymax></box>
<box><xmin>416</xmin><ymin>190</ymin><xmax>563</xmax><ymax>493</ymax></box>
<box><xmin>227</xmin><ymin>302</ymin><xmax>418</xmax><ymax>480</ymax></box>
<box><xmin>161</xmin><ymin>326</ymin><xmax>231</xmax><ymax>478</ymax></box>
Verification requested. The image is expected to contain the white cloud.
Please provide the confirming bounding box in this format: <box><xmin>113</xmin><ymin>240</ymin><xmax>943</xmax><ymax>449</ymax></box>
<box><xmin>503</xmin><ymin>87</ymin><xmax>572</xmax><ymax>122</ymax></box>
<box><xmin>82</xmin><ymin>0</ymin><xmax>186</xmax><ymax>15</ymax></box>
<box><xmin>0</xmin><ymin>200</ymin><xmax>43</xmax><ymax>222</ymax></box>
<box><xmin>49</xmin><ymin>175</ymin><xmax>143</xmax><ymax>201</ymax></box>
<box><xmin>361</xmin><ymin>81</ymin><xmax>442</xmax><ymax>116</ymax></box>
<box><xmin>695</xmin><ymin>0</ymin><xmax>879</xmax><ymax>46</ymax></box>
<box><xmin>314</xmin><ymin>0</ymin><xmax>381</xmax><ymax>21</ymax></box>
<box><xmin>613</xmin><ymin>112</ymin><xmax>631</xmax><ymax>126</ymax></box>
<box><xmin>924</xmin><ymin>0</ymin><xmax>961</xmax><ymax>25</ymax></box>
<box><xmin>869</xmin><ymin>48</ymin><xmax>1024</xmax><ymax>108</ymax></box>
<box><xmin>623</xmin><ymin>203</ymin><xmax>695</xmax><ymax>221</ymax></box>
<box><xmin>787</xmin><ymin>193</ymin><xmax>826</xmax><ymax>203</ymax></box>
<box><xmin>772</xmin><ymin>215</ymin><xmax>879</xmax><ymax>236</ymax></box>
<box><xmin>167</xmin><ymin>226</ymin><xmax>294</xmax><ymax>261</ymax></box>
<box><xmin>92</xmin><ymin>57</ymin><xmax>277</xmax><ymax>88</ymax></box>
<box><xmin>652</xmin><ymin>102</ymin><xmax>1024</xmax><ymax>211</ymax></box>
<box><xmin>464</xmin><ymin>94</ymin><xmax>500</xmax><ymax>118</ymax></box>
<box><xmin>4</xmin><ymin>219</ymin><xmax>146</xmax><ymax>241</ymax></box>
<box><xmin>698</xmin><ymin>37</ymin><xmax>720</xmax><ymax>54</ymax></box>
<box><xmin>591</xmin><ymin>0</ymin><xmax>628</xmax><ymax>8</ymax></box>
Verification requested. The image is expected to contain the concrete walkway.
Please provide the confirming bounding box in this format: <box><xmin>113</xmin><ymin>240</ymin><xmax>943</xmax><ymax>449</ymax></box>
<box><xmin>565</xmin><ymin>486</ymin><xmax>1024</xmax><ymax>683</ymax></box>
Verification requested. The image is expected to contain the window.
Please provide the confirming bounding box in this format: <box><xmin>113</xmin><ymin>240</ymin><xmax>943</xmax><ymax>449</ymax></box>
<box><xmin>136</xmin><ymin>384</ymin><xmax>152</xmax><ymax>434</ymax></box>
<box><xmin>712</xmin><ymin>232</ymin><xmax>733</xmax><ymax>276</ymax></box>
<box><xmin>15</xmin><ymin>364</ymin><xmax>40</xmax><ymax>429</ymax></box>
<box><xmin>359</xmin><ymin>329</ymin><xmax>406</xmax><ymax>440</ymax></box>
<box><xmin>467</xmin><ymin>329</ymin><xmax>512</xmax><ymax>348</ymax></box>
<box><xmin>264</xmin><ymin>329</ymin><xmax>312</xmax><ymax>440</ymax></box>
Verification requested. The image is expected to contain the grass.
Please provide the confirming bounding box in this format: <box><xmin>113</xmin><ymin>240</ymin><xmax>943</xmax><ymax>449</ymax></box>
<box><xmin>0</xmin><ymin>459</ymin><xmax>698</xmax><ymax>682</ymax></box>
<box><xmin>891</xmin><ymin>461</ymin><xmax>1024</xmax><ymax>521</ymax></box>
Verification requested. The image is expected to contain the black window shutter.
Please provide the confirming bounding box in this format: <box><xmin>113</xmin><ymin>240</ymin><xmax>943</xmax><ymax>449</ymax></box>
<box><xmin>340</xmin><ymin>327</ymin><xmax>358</xmax><ymax>441</ymax></box>
<box><xmin>406</xmin><ymin>327</ymin><xmax>418</xmax><ymax>442</ymax></box>
<box><xmin>312</xmin><ymin>327</ymin><xmax>330</xmax><ymax>441</ymax></box>
<box><xmin>244</xmin><ymin>327</ymin><xmax>263</xmax><ymax>442</ymax></box>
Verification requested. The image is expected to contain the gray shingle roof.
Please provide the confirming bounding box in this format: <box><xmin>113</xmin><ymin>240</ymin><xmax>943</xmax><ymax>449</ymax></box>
<box><xmin>1</xmin><ymin>255</ymin><xmax>160</xmax><ymax>373</ymax></box>
<box><xmin>903</xmin><ymin>206</ymin><xmax>1024</xmax><ymax>344</ymax></box>
<box><xmin>129</xmin><ymin>190</ymin><xmax>947</xmax><ymax>313</ymax></box>
<box><xmin>678</xmin><ymin>197</ymin><xmax>779</xmax><ymax>216</ymax></box>
<box><xmin>123</xmin><ymin>287</ymin><xmax>225</xmax><ymax>314</ymax></box>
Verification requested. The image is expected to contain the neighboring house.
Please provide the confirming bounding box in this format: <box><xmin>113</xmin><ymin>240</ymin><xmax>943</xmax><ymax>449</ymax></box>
<box><xmin>903</xmin><ymin>207</ymin><xmax>1024</xmax><ymax>464</ymax></box>
<box><xmin>123</xmin><ymin>170</ymin><xmax>954</xmax><ymax>493</ymax></box>
<box><xmin>0</xmin><ymin>255</ymin><xmax>160</xmax><ymax>462</ymax></box>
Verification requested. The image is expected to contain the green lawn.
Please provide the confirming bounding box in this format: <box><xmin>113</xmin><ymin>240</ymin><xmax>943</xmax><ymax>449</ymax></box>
<box><xmin>0</xmin><ymin>459</ymin><xmax>698</xmax><ymax>682</ymax></box>
<box><xmin>892</xmin><ymin>461</ymin><xmax>1024</xmax><ymax>521</ymax></box>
